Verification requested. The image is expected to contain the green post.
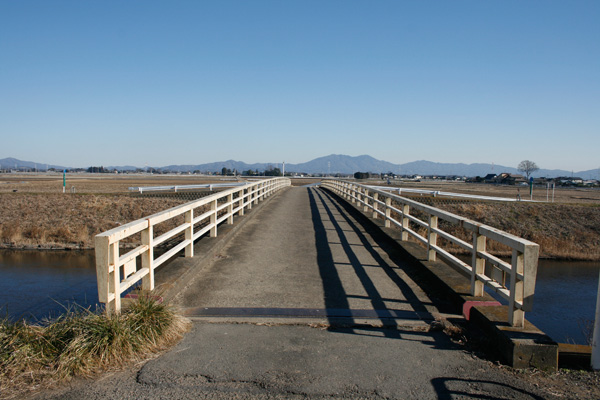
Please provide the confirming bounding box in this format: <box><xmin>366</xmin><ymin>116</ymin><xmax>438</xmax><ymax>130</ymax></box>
<box><xmin>529</xmin><ymin>177</ymin><xmax>533</xmax><ymax>200</ymax></box>
<box><xmin>63</xmin><ymin>169</ymin><xmax>66</xmax><ymax>193</ymax></box>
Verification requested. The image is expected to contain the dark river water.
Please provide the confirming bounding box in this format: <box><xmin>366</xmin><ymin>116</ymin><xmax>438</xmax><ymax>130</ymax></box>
<box><xmin>0</xmin><ymin>250</ymin><xmax>99</xmax><ymax>321</ymax></box>
<box><xmin>0</xmin><ymin>250</ymin><xmax>598</xmax><ymax>344</ymax></box>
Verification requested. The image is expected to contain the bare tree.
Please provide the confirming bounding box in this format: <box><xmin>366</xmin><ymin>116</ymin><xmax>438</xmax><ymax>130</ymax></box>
<box><xmin>517</xmin><ymin>160</ymin><xmax>539</xmax><ymax>180</ymax></box>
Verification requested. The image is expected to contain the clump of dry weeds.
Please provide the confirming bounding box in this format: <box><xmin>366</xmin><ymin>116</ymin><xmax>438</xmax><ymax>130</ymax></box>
<box><xmin>0</xmin><ymin>293</ymin><xmax>190</xmax><ymax>398</ymax></box>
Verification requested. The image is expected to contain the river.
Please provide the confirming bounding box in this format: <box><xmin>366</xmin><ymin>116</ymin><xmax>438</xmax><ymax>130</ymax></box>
<box><xmin>0</xmin><ymin>250</ymin><xmax>598</xmax><ymax>344</ymax></box>
<box><xmin>0</xmin><ymin>250</ymin><xmax>98</xmax><ymax>320</ymax></box>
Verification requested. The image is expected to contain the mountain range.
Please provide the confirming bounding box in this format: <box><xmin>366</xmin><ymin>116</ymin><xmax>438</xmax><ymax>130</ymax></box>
<box><xmin>1</xmin><ymin>155</ymin><xmax>598</xmax><ymax>180</ymax></box>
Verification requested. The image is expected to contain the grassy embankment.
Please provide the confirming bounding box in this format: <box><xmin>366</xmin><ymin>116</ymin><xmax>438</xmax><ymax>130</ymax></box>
<box><xmin>0</xmin><ymin>293</ymin><xmax>190</xmax><ymax>399</ymax></box>
<box><xmin>403</xmin><ymin>199</ymin><xmax>600</xmax><ymax>261</ymax></box>
<box><xmin>0</xmin><ymin>193</ymin><xmax>187</xmax><ymax>249</ymax></box>
<box><xmin>0</xmin><ymin>189</ymin><xmax>599</xmax><ymax>260</ymax></box>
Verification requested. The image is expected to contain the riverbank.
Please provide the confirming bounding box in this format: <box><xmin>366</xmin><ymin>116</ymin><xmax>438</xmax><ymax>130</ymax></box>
<box><xmin>2</xmin><ymin>192</ymin><xmax>599</xmax><ymax>260</ymax></box>
<box><xmin>0</xmin><ymin>193</ymin><xmax>187</xmax><ymax>250</ymax></box>
<box><xmin>431</xmin><ymin>200</ymin><xmax>600</xmax><ymax>261</ymax></box>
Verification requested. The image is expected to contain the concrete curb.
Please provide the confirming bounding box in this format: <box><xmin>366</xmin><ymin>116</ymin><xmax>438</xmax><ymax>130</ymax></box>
<box><xmin>153</xmin><ymin>188</ymin><xmax>290</xmax><ymax>305</ymax></box>
<box><xmin>321</xmin><ymin>187</ymin><xmax>559</xmax><ymax>371</ymax></box>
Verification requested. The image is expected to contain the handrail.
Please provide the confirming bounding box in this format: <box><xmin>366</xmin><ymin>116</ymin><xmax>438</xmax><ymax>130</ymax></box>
<box><xmin>364</xmin><ymin>185</ymin><xmax>537</xmax><ymax>202</ymax></box>
<box><xmin>95</xmin><ymin>177</ymin><xmax>291</xmax><ymax>313</ymax></box>
<box><xmin>321</xmin><ymin>179</ymin><xmax>539</xmax><ymax>327</ymax></box>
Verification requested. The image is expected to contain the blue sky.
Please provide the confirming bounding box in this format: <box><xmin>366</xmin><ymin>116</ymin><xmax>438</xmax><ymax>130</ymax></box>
<box><xmin>1</xmin><ymin>1</ymin><xmax>598</xmax><ymax>171</ymax></box>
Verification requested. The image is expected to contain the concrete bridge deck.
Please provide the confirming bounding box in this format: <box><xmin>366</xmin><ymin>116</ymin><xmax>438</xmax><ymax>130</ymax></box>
<box><xmin>175</xmin><ymin>186</ymin><xmax>436</xmax><ymax>327</ymax></box>
<box><xmin>34</xmin><ymin>187</ymin><xmax>556</xmax><ymax>400</ymax></box>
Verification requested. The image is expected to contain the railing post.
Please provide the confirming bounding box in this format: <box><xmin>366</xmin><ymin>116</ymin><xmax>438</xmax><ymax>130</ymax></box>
<box><xmin>248</xmin><ymin>187</ymin><xmax>253</xmax><ymax>209</ymax></box>
<box><xmin>109</xmin><ymin>242</ymin><xmax>120</xmax><ymax>313</ymax></box>
<box><xmin>351</xmin><ymin>184</ymin><xmax>356</xmax><ymax>203</ymax></box>
<box><xmin>471</xmin><ymin>231</ymin><xmax>486</xmax><ymax>297</ymax></box>
<box><xmin>141</xmin><ymin>224</ymin><xmax>154</xmax><ymax>290</ymax></box>
<box><xmin>401</xmin><ymin>204</ymin><xmax>409</xmax><ymax>241</ymax></box>
<box><xmin>509</xmin><ymin>249</ymin><xmax>525</xmax><ymax>327</ymax></box>
<box><xmin>227</xmin><ymin>193</ymin><xmax>234</xmax><ymax>224</ymax></box>
<box><xmin>95</xmin><ymin>235</ymin><xmax>110</xmax><ymax>306</ymax></box>
<box><xmin>210</xmin><ymin>199</ymin><xmax>218</xmax><ymax>237</ymax></box>
<box><xmin>239</xmin><ymin>189</ymin><xmax>246</xmax><ymax>215</ymax></box>
<box><xmin>363</xmin><ymin>189</ymin><xmax>369</xmax><ymax>212</ymax></box>
<box><xmin>384</xmin><ymin>197</ymin><xmax>391</xmax><ymax>228</ymax></box>
<box><xmin>428</xmin><ymin>215</ymin><xmax>438</xmax><ymax>261</ymax></box>
<box><xmin>185</xmin><ymin>209</ymin><xmax>194</xmax><ymax>257</ymax></box>
<box><xmin>372</xmin><ymin>192</ymin><xmax>379</xmax><ymax>219</ymax></box>
<box><xmin>522</xmin><ymin>243</ymin><xmax>539</xmax><ymax>312</ymax></box>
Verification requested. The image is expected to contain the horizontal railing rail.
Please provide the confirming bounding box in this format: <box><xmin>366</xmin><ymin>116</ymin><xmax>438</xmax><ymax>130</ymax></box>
<box><xmin>95</xmin><ymin>177</ymin><xmax>291</xmax><ymax>313</ymax></box>
<box><xmin>128</xmin><ymin>182</ymin><xmax>247</xmax><ymax>193</ymax></box>
<box><xmin>321</xmin><ymin>179</ymin><xmax>539</xmax><ymax>327</ymax></box>
<box><xmin>364</xmin><ymin>185</ymin><xmax>537</xmax><ymax>202</ymax></box>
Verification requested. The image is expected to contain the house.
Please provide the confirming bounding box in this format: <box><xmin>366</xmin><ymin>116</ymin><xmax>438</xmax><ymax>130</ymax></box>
<box><xmin>494</xmin><ymin>173</ymin><xmax>527</xmax><ymax>185</ymax></box>
<box><xmin>483</xmin><ymin>173</ymin><xmax>497</xmax><ymax>183</ymax></box>
<box><xmin>556</xmin><ymin>176</ymin><xmax>584</xmax><ymax>186</ymax></box>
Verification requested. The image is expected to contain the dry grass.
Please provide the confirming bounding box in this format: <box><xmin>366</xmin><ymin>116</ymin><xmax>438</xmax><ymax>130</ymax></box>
<box><xmin>391</xmin><ymin>198</ymin><xmax>600</xmax><ymax>261</ymax></box>
<box><xmin>436</xmin><ymin>201</ymin><xmax>600</xmax><ymax>260</ymax></box>
<box><xmin>0</xmin><ymin>293</ymin><xmax>190</xmax><ymax>399</ymax></box>
<box><xmin>2</xmin><ymin>174</ymin><xmax>599</xmax><ymax>260</ymax></box>
<box><xmin>0</xmin><ymin>174</ymin><xmax>241</xmax><ymax>194</ymax></box>
<box><xmin>379</xmin><ymin>179</ymin><xmax>600</xmax><ymax>205</ymax></box>
<box><xmin>0</xmin><ymin>193</ymin><xmax>187</xmax><ymax>249</ymax></box>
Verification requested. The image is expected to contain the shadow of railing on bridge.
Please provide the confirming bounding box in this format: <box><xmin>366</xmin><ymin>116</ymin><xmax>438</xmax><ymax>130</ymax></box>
<box><xmin>308</xmin><ymin>187</ymin><xmax>441</xmax><ymax>342</ymax></box>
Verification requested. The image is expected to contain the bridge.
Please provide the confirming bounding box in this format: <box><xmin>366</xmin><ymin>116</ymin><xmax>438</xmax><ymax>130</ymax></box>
<box><xmin>89</xmin><ymin>178</ymin><xmax>559</xmax><ymax>398</ymax></box>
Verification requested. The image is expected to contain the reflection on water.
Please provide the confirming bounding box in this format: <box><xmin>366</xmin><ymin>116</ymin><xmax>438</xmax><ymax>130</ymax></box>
<box><xmin>0</xmin><ymin>250</ymin><xmax>100</xmax><ymax>321</ymax></box>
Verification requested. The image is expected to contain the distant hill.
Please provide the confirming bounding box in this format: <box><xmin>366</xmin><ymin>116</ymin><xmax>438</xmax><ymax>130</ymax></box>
<box><xmin>158</xmin><ymin>154</ymin><xmax>590</xmax><ymax>179</ymax></box>
<box><xmin>288</xmin><ymin>154</ymin><xmax>398</xmax><ymax>175</ymax></box>
<box><xmin>161</xmin><ymin>160</ymin><xmax>272</xmax><ymax>174</ymax></box>
<box><xmin>2</xmin><ymin>155</ymin><xmax>597</xmax><ymax>179</ymax></box>
<box><xmin>0</xmin><ymin>157</ymin><xmax>66</xmax><ymax>171</ymax></box>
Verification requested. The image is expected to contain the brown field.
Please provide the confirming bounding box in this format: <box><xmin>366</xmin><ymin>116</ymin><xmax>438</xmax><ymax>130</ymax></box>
<box><xmin>1</xmin><ymin>174</ymin><xmax>599</xmax><ymax>260</ymax></box>
<box><xmin>367</xmin><ymin>178</ymin><xmax>600</xmax><ymax>204</ymax></box>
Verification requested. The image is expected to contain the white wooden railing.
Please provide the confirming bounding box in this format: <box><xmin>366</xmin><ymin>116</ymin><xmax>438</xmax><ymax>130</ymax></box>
<box><xmin>321</xmin><ymin>179</ymin><xmax>539</xmax><ymax>327</ymax></box>
<box><xmin>95</xmin><ymin>177</ymin><xmax>290</xmax><ymax>313</ymax></box>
